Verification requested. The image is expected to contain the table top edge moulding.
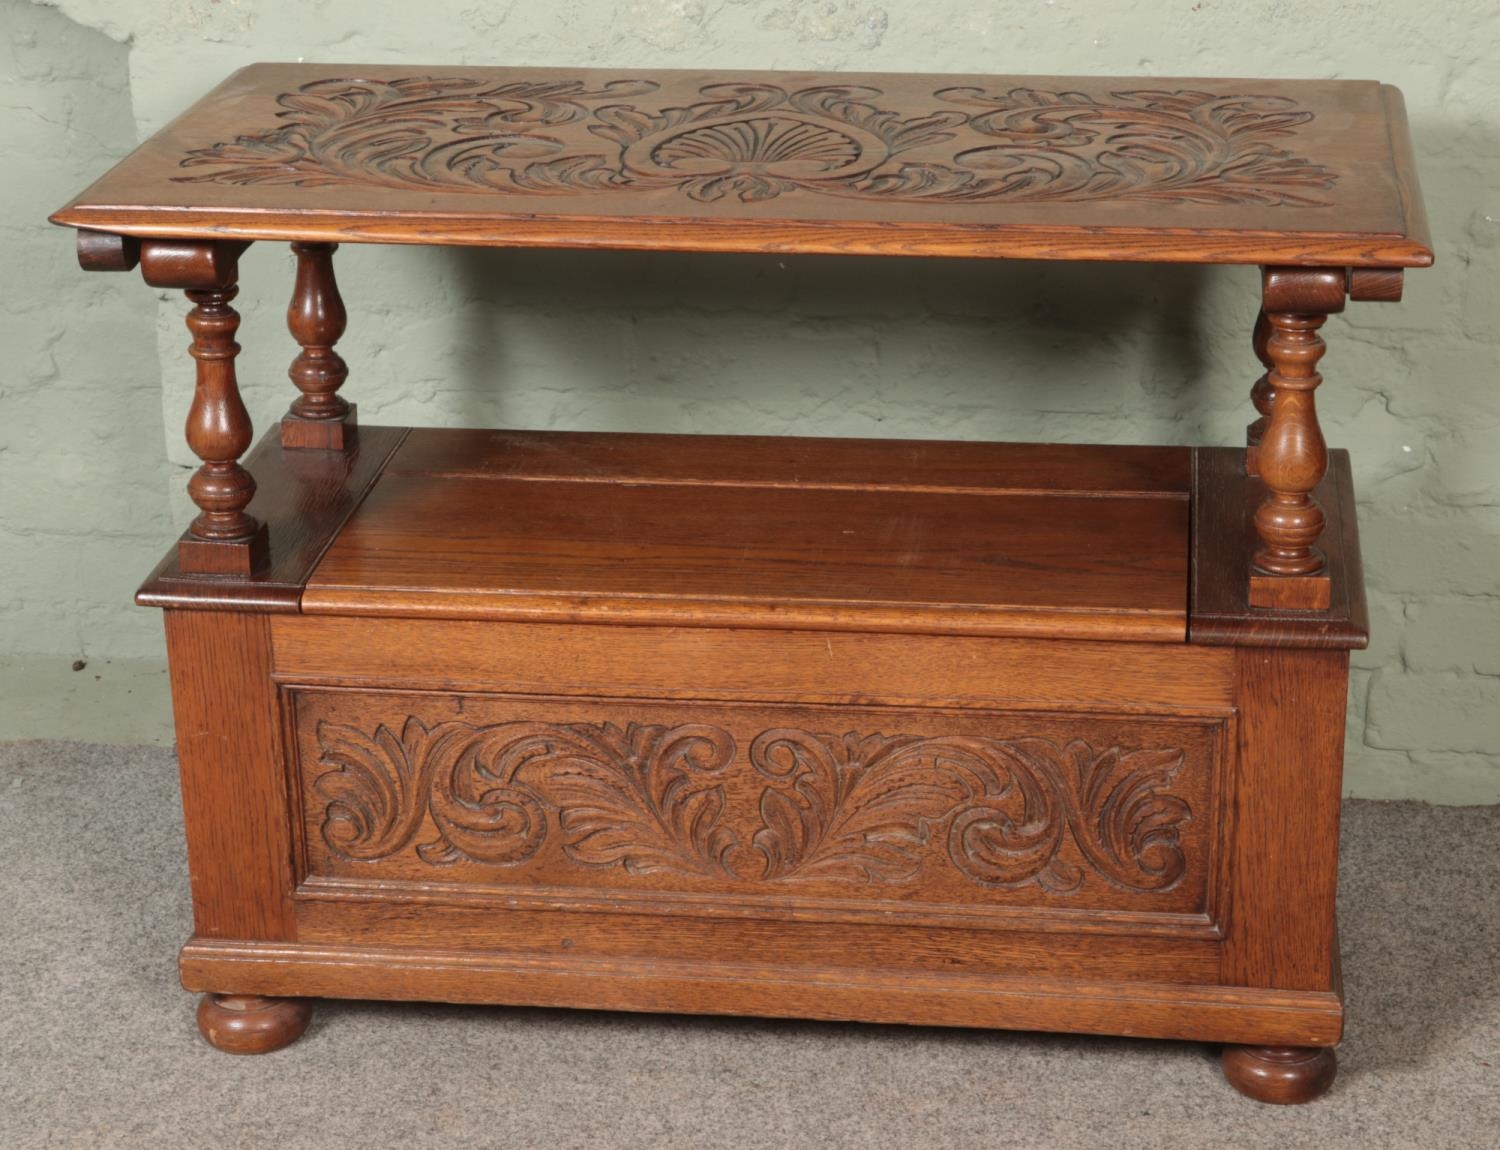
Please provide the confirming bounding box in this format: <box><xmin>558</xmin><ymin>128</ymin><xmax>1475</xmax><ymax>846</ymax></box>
<box><xmin>51</xmin><ymin>63</ymin><xmax>1433</xmax><ymax>266</ymax></box>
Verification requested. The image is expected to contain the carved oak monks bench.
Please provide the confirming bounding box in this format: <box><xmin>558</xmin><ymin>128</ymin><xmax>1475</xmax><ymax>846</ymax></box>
<box><xmin>52</xmin><ymin>65</ymin><xmax>1431</xmax><ymax>1101</ymax></box>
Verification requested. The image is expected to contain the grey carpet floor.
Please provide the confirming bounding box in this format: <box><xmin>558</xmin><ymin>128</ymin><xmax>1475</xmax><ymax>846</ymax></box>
<box><xmin>1</xmin><ymin>740</ymin><xmax>1496</xmax><ymax>1150</ymax></box>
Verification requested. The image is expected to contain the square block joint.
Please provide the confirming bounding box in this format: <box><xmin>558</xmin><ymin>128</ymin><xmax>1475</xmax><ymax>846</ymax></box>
<box><xmin>176</xmin><ymin>522</ymin><xmax>270</xmax><ymax>576</ymax></box>
<box><xmin>1248</xmin><ymin>572</ymin><xmax>1332</xmax><ymax>611</ymax></box>
<box><xmin>281</xmin><ymin>405</ymin><xmax>359</xmax><ymax>451</ymax></box>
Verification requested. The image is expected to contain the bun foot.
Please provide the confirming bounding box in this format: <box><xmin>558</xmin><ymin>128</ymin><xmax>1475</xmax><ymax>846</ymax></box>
<box><xmin>1221</xmin><ymin>1044</ymin><xmax>1336</xmax><ymax>1104</ymax></box>
<box><xmin>196</xmin><ymin>993</ymin><xmax>311</xmax><ymax>1054</ymax></box>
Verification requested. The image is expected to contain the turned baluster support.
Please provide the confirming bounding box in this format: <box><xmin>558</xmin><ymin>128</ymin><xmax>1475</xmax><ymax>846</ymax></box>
<box><xmin>183</xmin><ymin>285</ymin><xmax>256</xmax><ymax>536</ymax></box>
<box><xmin>282</xmin><ymin>241</ymin><xmax>357</xmax><ymax>450</ymax></box>
<box><xmin>1245</xmin><ymin>307</ymin><xmax>1274</xmax><ymax>477</ymax></box>
<box><xmin>1247</xmin><ymin>268</ymin><xmax>1346</xmax><ymax>611</ymax></box>
<box><xmin>135</xmin><ymin>238</ymin><xmax>268</xmax><ymax>575</ymax></box>
<box><xmin>1254</xmin><ymin>311</ymin><xmax>1329</xmax><ymax>577</ymax></box>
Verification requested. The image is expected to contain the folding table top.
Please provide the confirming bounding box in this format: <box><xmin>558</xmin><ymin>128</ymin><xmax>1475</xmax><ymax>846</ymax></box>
<box><xmin>52</xmin><ymin>64</ymin><xmax>1431</xmax><ymax>266</ymax></box>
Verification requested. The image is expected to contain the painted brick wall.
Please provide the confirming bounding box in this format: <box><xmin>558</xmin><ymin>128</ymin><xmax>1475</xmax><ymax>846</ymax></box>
<box><xmin>2</xmin><ymin>1</ymin><xmax>173</xmax><ymax>657</ymax></box>
<box><xmin>7</xmin><ymin>0</ymin><xmax>1498</xmax><ymax>799</ymax></box>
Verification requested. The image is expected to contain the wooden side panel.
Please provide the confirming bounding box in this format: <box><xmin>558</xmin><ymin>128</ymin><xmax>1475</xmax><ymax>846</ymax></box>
<box><xmin>165</xmin><ymin>610</ymin><xmax>296</xmax><ymax>940</ymax></box>
<box><xmin>1221</xmin><ymin>647</ymin><xmax>1349</xmax><ymax>994</ymax></box>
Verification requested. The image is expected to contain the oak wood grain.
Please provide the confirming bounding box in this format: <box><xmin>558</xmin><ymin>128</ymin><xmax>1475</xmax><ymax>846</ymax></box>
<box><xmin>138</xmin><ymin>425</ymin><xmax>408</xmax><ymax>612</ymax></box>
<box><xmin>269</xmin><ymin>618</ymin><xmax>1237</xmax><ymax>714</ymax></box>
<box><xmin>1189</xmin><ymin>447</ymin><xmax>1368</xmax><ymax>648</ymax></box>
<box><xmin>1221</xmin><ymin>647</ymin><xmax>1349</xmax><ymax>994</ymax></box>
<box><xmin>385</xmin><ymin>428</ymin><xmax>1190</xmax><ymax>496</ymax></box>
<box><xmin>51</xmin><ymin>65</ymin><xmax>1432</xmax><ymax>268</ymax></box>
<box><xmin>294</xmin><ymin>873</ymin><xmax>1221</xmax><ymax>940</ymax></box>
<box><xmin>75</xmin><ymin>228</ymin><xmax>139</xmax><ymax>271</ymax></box>
<box><xmin>179</xmin><ymin>938</ymin><xmax>1345</xmax><ymax>1047</ymax></box>
<box><xmin>1380</xmin><ymin>84</ymin><xmax>1432</xmax><ymax>256</ymax></box>
<box><xmin>137</xmin><ymin>238</ymin><xmax>248</xmax><ymax>290</ymax></box>
<box><xmin>282</xmin><ymin>241</ymin><xmax>357</xmax><ymax>449</ymax></box>
<box><xmin>195</xmin><ymin>993</ymin><xmax>311</xmax><ymax>1054</ymax></box>
<box><xmin>1250</xmin><ymin>268</ymin><xmax>1347</xmax><ymax>605</ymax></box>
<box><xmin>177</xmin><ymin>281</ymin><xmax>259</xmax><ymax>549</ymax></box>
<box><xmin>164</xmin><ymin>610</ymin><xmax>297</xmax><ymax>940</ymax></box>
<box><xmin>289</xmin><ymin>898</ymin><xmax>1221</xmax><ymax>978</ymax></box>
<box><xmin>1222</xmin><ymin>1045</ymin><xmax>1338</xmax><ymax>1104</ymax></box>
<box><xmin>304</xmin><ymin>430</ymin><xmax>1190</xmax><ymax>642</ymax></box>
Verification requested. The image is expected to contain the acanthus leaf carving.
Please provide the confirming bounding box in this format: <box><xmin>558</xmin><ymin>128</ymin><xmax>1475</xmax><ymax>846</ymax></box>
<box><xmin>316</xmin><ymin>717</ymin><xmax>466</xmax><ymax>861</ymax></box>
<box><xmin>310</xmin><ymin>715</ymin><xmax>1195</xmax><ymax>896</ymax></box>
<box><xmin>936</xmin><ymin>86</ymin><xmax>1337</xmax><ymax>206</ymax></box>
<box><xmin>512</xmin><ymin>721</ymin><xmax>739</xmax><ymax>877</ymax></box>
<box><xmin>313</xmin><ymin>718</ymin><xmax>739</xmax><ymax>878</ymax></box>
<box><xmin>945</xmin><ymin>738</ymin><xmax>1191</xmax><ymax>893</ymax></box>
<box><xmin>751</xmin><ymin>730</ymin><xmax>996</xmax><ymax>883</ymax></box>
<box><xmin>177</xmin><ymin>76</ymin><xmax>1336</xmax><ymax>207</ymax></box>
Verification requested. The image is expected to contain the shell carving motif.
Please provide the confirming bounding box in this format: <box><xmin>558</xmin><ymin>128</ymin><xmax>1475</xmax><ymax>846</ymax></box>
<box><xmin>652</xmin><ymin>118</ymin><xmax>862</xmax><ymax>168</ymax></box>
<box><xmin>176</xmin><ymin>76</ymin><xmax>1336</xmax><ymax>206</ymax></box>
<box><xmin>311</xmin><ymin>717</ymin><xmax>1193</xmax><ymax>894</ymax></box>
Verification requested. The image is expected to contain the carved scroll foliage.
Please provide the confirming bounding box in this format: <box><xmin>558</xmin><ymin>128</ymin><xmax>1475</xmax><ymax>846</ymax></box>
<box><xmin>312</xmin><ymin>717</ymin><xmax>1193</xmax><ymax>894</ymax></box>
<box><xmin>943</xmin><ymin>738</ymin><xmax>1192</xmax><ymax>894</ymax></box>
<box><xmin>935</xmin><ymin>86</ymin><xmax>1337</xmax><ymax>205</ymax></box>
<box><xmin>751</xmin><ymin>730</ymin><xmax>999</xmax><ymax>883</ymax></box>
<box><xmin>751</xmin><ymin>730</ymin><xmax>1189</xmax><ymax>892</ymax></box>
<box><xmin>177</xmin><ymin>76</ymin><xmax>1336</xmax><ymax>206</ymax></box>
<box><xmin>177</xmin><ymin>78</ymin><xmax>659</xmax><ymax>191</ymax></box>
<box><xmin>315</xmin><ymin>718</ymin><xmax>738</xmax><ymax>876</ymax></box>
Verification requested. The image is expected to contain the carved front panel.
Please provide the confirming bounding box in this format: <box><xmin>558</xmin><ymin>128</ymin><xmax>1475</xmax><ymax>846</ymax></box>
<box><xmin>290</xmin><ymin>690</ymin><xmax>1225</xmax><ymax>923</ymax></box>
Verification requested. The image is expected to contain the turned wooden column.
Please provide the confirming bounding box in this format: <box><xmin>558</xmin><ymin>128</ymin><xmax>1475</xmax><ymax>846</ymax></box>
<box><xmin>282</xmin><ymin>241</ymin><xmax>357</xmax><ymax>450</ymax></box>
<box><xmin>1245</xmin><ymin>307</ymin><xmax>1274</xmax><ymax>478</ymax></box>
<box><xmin>1248</xmin><ymin>268</ymin><xmax>1346</xmax><ymax>611</ymax></box>
<box><xmin>138</xmin><ymin>239</ymin><xmax>268</xmax><ymax>575</ymax></box>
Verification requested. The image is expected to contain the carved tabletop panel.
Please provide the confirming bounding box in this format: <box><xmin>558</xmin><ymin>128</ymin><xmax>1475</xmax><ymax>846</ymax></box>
<box><xmin>290</xmin><ymin>688</ymin><xmax>1226</xmax><ymax>927</ymax></box>
<box><xmin>173</xmin><ymin>78</ymin><xmax>1332</xmax><ymax>207</ymax></box>
<box><xmin>52</xmin><ymin>65</ymin><xmax>1431</xmax><ymax>264</ymax></box>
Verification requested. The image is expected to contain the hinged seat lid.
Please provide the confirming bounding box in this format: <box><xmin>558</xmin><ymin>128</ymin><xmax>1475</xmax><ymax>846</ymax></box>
<box><xmin>301</xmin><ymin>428</ymin><xmax>1192</xmax><ymax>643</ymax></box>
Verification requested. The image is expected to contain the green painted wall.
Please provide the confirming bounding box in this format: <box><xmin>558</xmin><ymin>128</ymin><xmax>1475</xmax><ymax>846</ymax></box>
<box><xmin>3</xmin><ymin>0</ymin><xmax>1497</xmax><ymax>800</ymax></box>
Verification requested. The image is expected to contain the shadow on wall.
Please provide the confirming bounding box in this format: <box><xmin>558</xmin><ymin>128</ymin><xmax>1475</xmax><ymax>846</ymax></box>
<box><xmin>444</xmin><ymin>247</ymin><xmax>1225</xmax><ymax>444</ymax></box>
